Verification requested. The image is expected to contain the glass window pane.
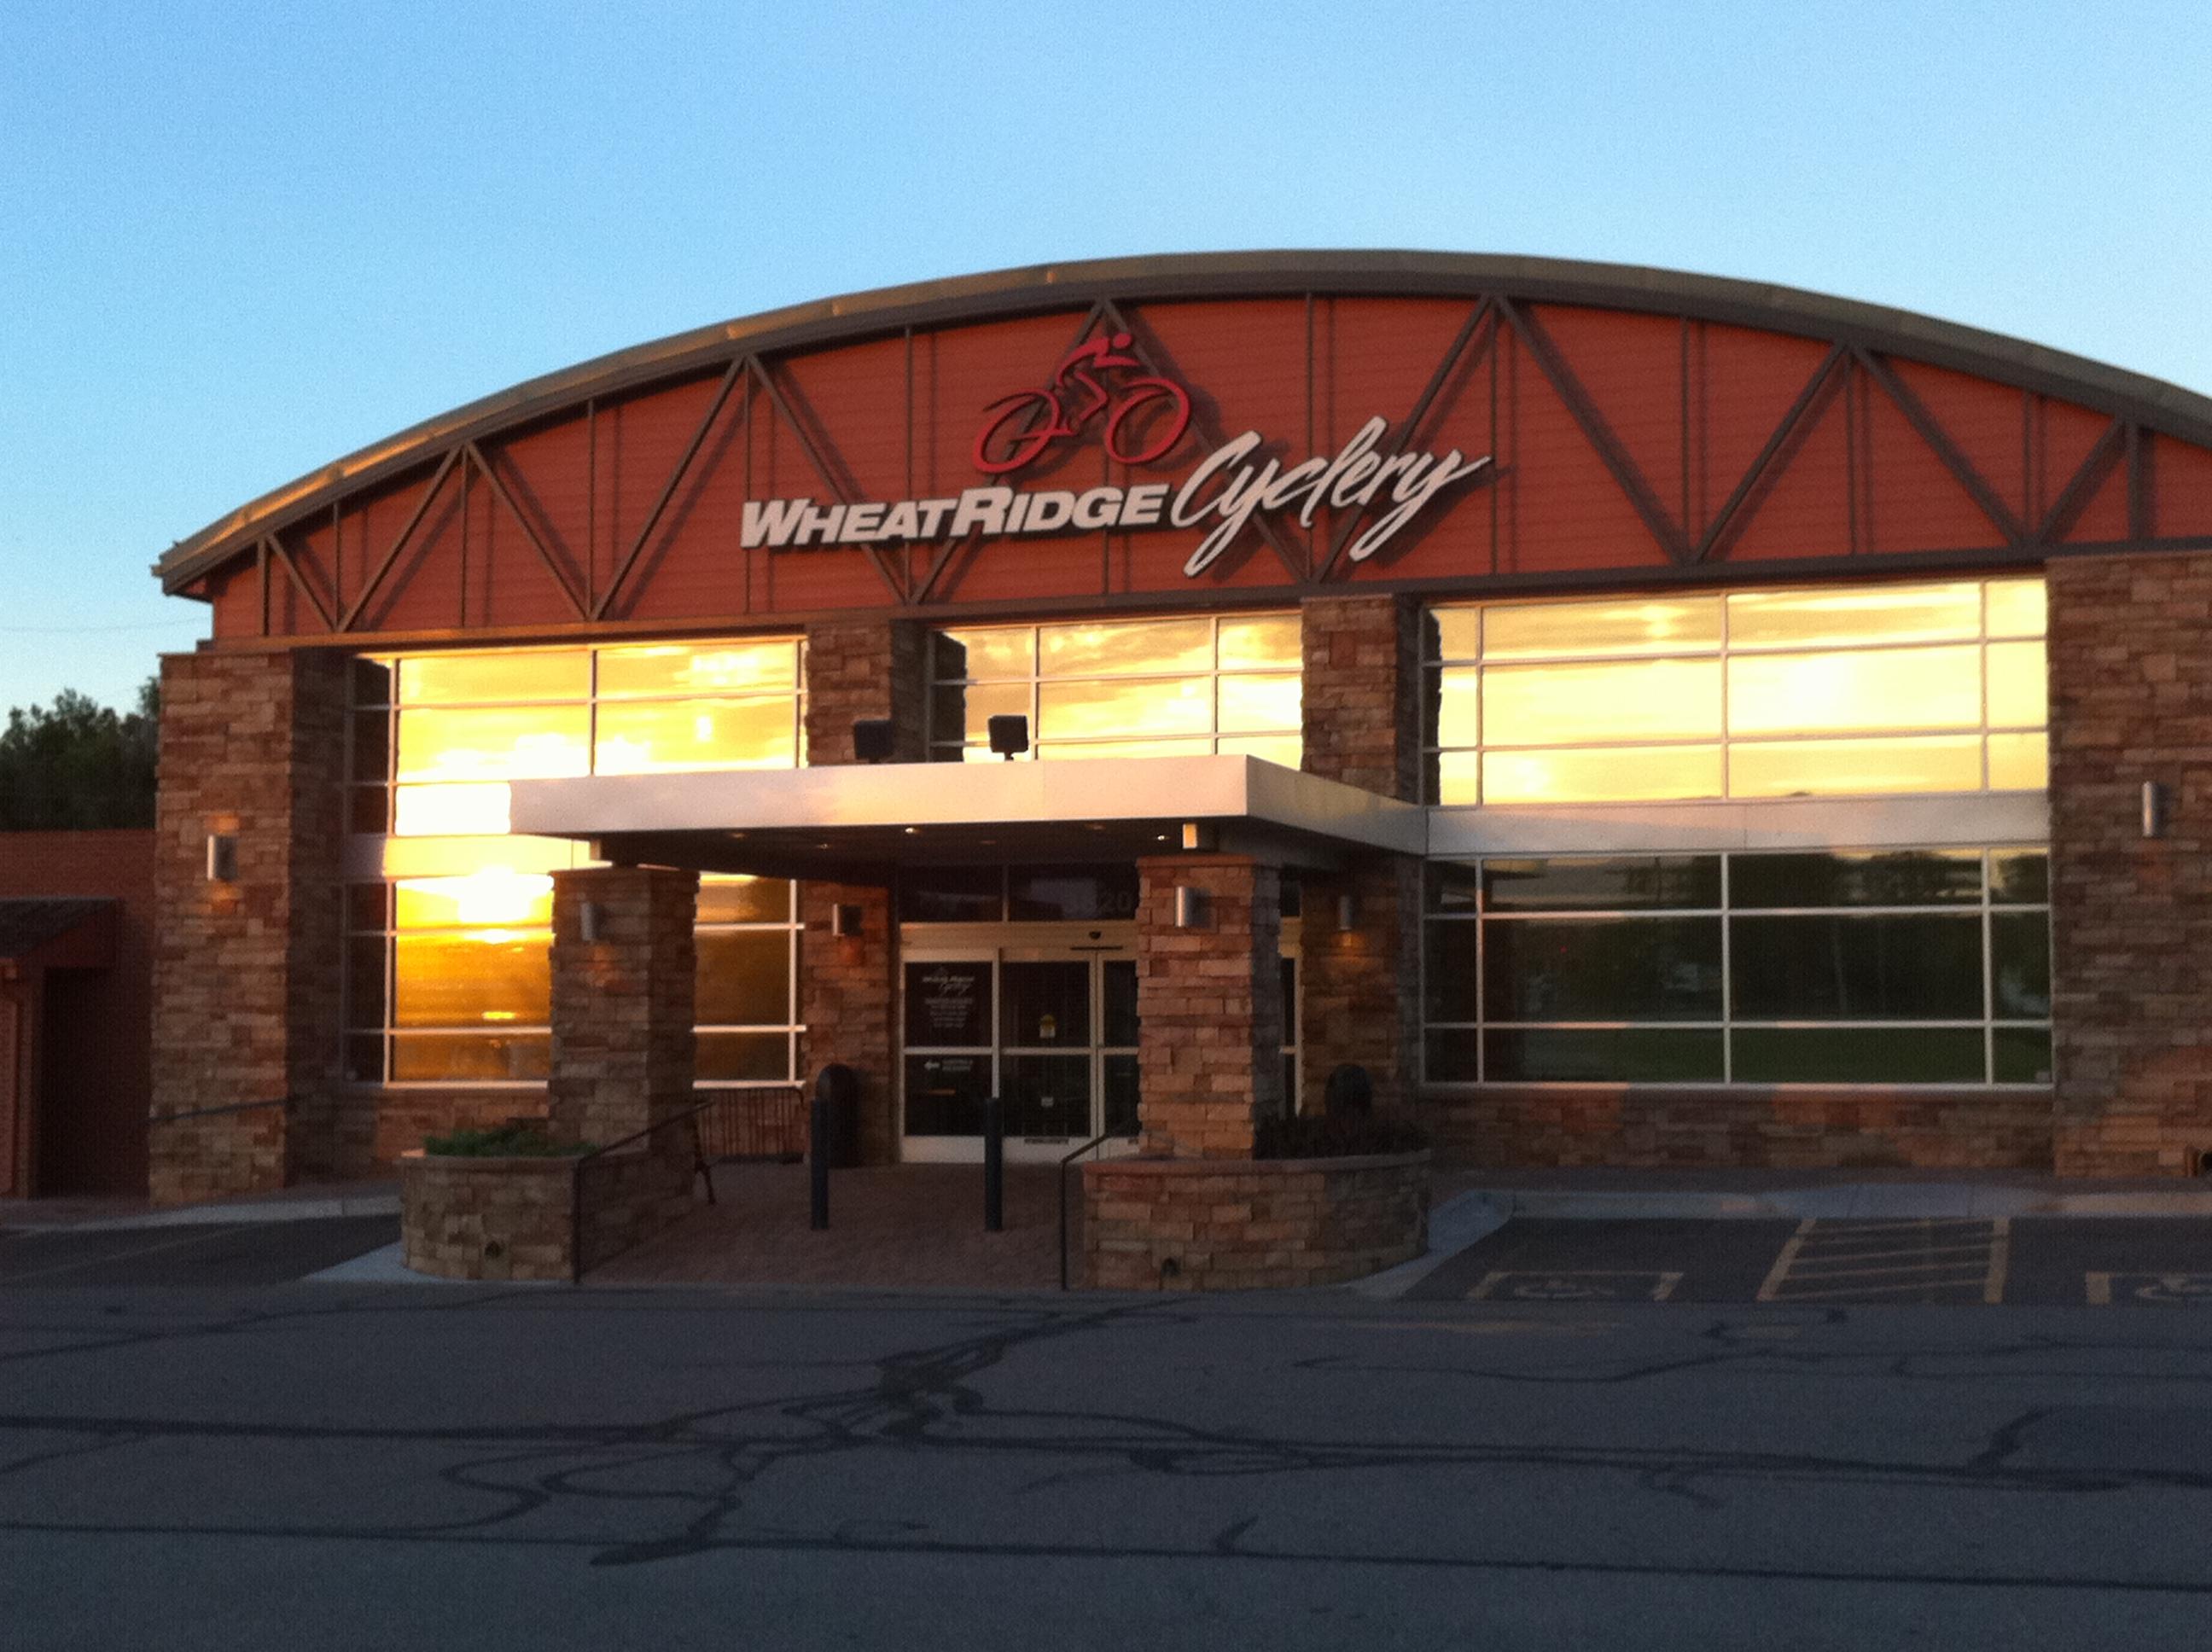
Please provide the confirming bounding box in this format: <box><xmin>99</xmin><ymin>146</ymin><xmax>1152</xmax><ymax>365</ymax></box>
<box><xmin>1728</xmin><ymin>645</ymin><xmax>1982</xmax><ymax>736</ymax></box>
<box><xmin>344</xmin><ymin>1034</ymin><xmax>385</xmax><ymax>1085</ymax></box>
<box><xmin>1483</xmin><ymin>746</ymin><xmax>1724</xmax><ymax>805</ymax></box>
<box><xmin>1001</xmin><ymin>1053</ymin><xmax>1089</xmax><ymax>1137</ymax></box>
<box><xmin>1036</xmin><ymin>737</ymin><xmax>1211</xmax><ymax>761</ymax></box>
<box><xmin>594</xmin><ymin>697</ymin><xmax>795</xmax><ymax>774</ymax></box>
<box><xmin>1994</xmin><ymin>1027</ymin><xmax>2054</xmax><ymax>1084</ymax></box>
<box><xmin>1424</xmin><ymin>923</ymin><xmax>1480</xmax><ymax>1022</ymax></box>
<box><xmin>351</xmin><ymin>785</ymin><xmax>391</xmax><ymax>835</ymax></box>
<box><xmin>351</xmin><ymin>710</ymin><xmax>390</xmax><ymax>784</ymax></box>
<box><xmin>1428</xmin><ymin>864</ymin><xmax>1483</xmax><ymax>913</ymax></box>
<box><xmin>696</xmin><ymin>929</ymin><xmax>791</xmax><ymax>1026</ymax></box>
<box><xmin>1731</xmin><ymin>1027</ymin><xmax>1983</xmax><ymax>1084</ymax></box>
<box><xmin>1010</xmin><ymin>865</ymin><xmax>1140</xmax><ymax>922</ymax></box>
<box><xmin>1000</xmin><ymin>961</ymin><xmax>1090</xmax><ymax>1047</ymax></box>
<box><xmin>1726</xmin><ymin>583</ymin><xmax>1982</xmax><ymax>649</ymax></box>
<box><xmin>596</xmin><ymin>640</ymin><xmax>796</xmax><ymax>698</ymax></box>
<box><xmin>905</xmin><ymin>1054</ymin><xmax>987</xmax><ymax>1135</ymax></box>
<box><xmin>397</xmin><ymin>650</ymin><xmax>589</xmax><ymax>705</ymax></box>
<box><xmin>1987</xmin><ymin>640</ymin><xmax>2047</xmax><ymax>728</ymax></box>
<box><xmin>1988</xmin><ymin>732</ymin><xmax>2048</xmax><ymax>791</ymax></box>
<box><xmin>1215</xmin><ymin>733</ymin><xmax>1302</xmax><ymax>766</ymax></box>
<box><xmin>1039</xmin><ymin>618</ymin><xmax>1212</xmax><ymax>678</ymax></box>
<box><xmin>1992</xmin><ymin>911</ymin><xmax>2052</xmax><ymax>1019</ymax></box>
<box><xmin>395</xmin><ymin>870</ymin><xmax>556</xmax><ymax>930</ymax></box>
<box><xmin>1434</xmin><ymin>750</ymin><xmax>1481</xmax><ymax>806</ymax></box>
<box><xmin>390</xmin><ymin>1032</ymin><xmax>550</xmax><ymax>1084</ymax></box>
<box><xmin>395</xmin><ymin>706</ymin><xmax>590</xmax><ymax>782</ymax></box>
<box><xmin>1216</xmin><ymin>614</ymin><xmax>1301</xmax><ymax>670</ymax></box>
<box><xmin>1727</xmin><ymin>852</ymin><xmax>1982</xmax><ymax>910</ymax></box>
<box><xmin>936</xmin><ymin>627</ymin><xmax>1034</xmax><ymax>682</ymax></box>
<box><xmin>393</xmin><ymin>933</ymin><xmax>550</xmax><ymax>1028</ymax></box>
<box><xmin>1426</xmin><ymin>1027</ymin><xmax>1481</xmax><ymax>1082</ymax></box>
<box><xmin>392</xmin><ymin>782</ymin><xmax>513</xmax><ymax>837</ymax></box>
<box><xmin>696</xmin><ymin>1032</ymin><xmax>791</xmax><ymax>1083</ymax></box>
<box><xmin>1990</xmin><ymin>851</ymin><xmax>2049</xmax><ymax>905</ymax></box>
<box><xmin>932</xmin><ymin>682</ymin><xmax>1029</xmax><ymax>748</ymax></box>
<box><xmin>1986</xmin><ymin>579</ymin><xmax>2047</xmax><ymax>639</ymax></box>
<box><xmin>1217</xmin><ymin>672</ymin><xmax>1301</xmax><ymax>732</ymax></box>
<box><xmin>1482</xmin><ymin>916</ymin><xmax>1723</xmax><ymax>1021</ymax></box>
<box><xmin>1429</xmin><ymin>667</ymin><xmax>1478</xmax><ymax>747</ymax></box>
<box><xmin>1038</xmin><ymin>677</ymin><xmax>1212</xmax><ymax>740</ymax></box>
<box><xmin>350</xmin><ymin>659</ymin><xmax>393</xmax><ymax>708</ymax></box>
<box><xmin>1484</xmin><ymin>659</ymin><xmax>1722</xmax><ymax>745</ymax></box>
<box><xmin>1103</xmin><ymin>959</ymin><xmax>1139</xmax><ymax>1048</ymax></box>
<box><xmin>697</xmin><ymin>875</ymin><xmax>791</xmax><ymax>923</ymax></box>
<box><xmin>1728</xmin><ymin>736</ymin><xmax>1981</xmax><ymax>798</ymax></box>
<box><xmin>1481</xmin><ymin>857</ymin><xmax>1722</xmax><ymax>912</ymax></box>
<box><xmin>346</xmin><ymin>937</ymin><xmax>387</xmax><ymax>1030</ymax></box>
<box><xmin>905</xmin><ymin>960</ymin><xmax>992</xmax><ymax>1046</ymax></box>
<box><xmin>346</xmin><ymin>882</ymin><xmax>389</xmax><ymax>933</ymax></box>
<box><xmin>1729</xmin><ymin>914</ymin><xmax>1983</xmax><ymax>1020</ymax></box>
<box><xmin>1427</xmin><ymin>608</ymin><xmax>1481</xmax><ymax>661</ymax></box>
<box><xmin>1486</xmin><ymin>1027</ymin><xmax>1725</xmax><ymax>1083</ymax></box>
<box><xmin>1481</xmin><ymin>596</ymin><xmax>1723</xmax><ymax>660</ymax></box>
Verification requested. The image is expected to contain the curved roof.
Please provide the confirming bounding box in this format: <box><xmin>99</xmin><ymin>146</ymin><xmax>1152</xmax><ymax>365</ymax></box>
<box><xmin>157</xmin><ymin>249</ymin><xmax>2212</xmax><ymax>594</ymax></box>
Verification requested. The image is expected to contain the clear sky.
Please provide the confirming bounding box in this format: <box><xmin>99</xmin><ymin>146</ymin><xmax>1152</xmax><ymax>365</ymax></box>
<box><xmin>3</xmin><ymin>1</ymin><xmax>2208</xmax><ymax>716</ymax></box>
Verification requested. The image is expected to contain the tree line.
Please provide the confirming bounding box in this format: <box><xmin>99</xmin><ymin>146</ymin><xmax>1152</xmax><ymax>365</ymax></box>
<box><xmin>0</xmin><ymin>679</ymin><xmax>159</xmax><ymax>829</ymax></box>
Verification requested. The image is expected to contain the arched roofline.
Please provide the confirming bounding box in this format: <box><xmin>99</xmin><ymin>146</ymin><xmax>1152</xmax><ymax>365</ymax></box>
<box><xmin>156</xmin><ymin>248</ymin><xmax>2212</xmax><ymax>593</ymax></box>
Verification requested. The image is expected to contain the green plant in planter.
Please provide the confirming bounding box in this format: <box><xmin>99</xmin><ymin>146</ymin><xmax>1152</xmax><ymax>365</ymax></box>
<box><xmin>422</xmin><ymin>1123</ymin><xmax>591</xmax><ymax>1158</ymax></box>
<box><xmin>1254</xmin><ymin>1113</ymin><xmax>1429</xmax><ymax>1160</ymax></box>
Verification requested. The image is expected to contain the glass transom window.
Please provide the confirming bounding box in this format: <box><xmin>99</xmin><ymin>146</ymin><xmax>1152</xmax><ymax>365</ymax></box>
<box><xmin>1425</xmin><ymin>578</ymin><xmax>2046</xmax><ymax>805</ymax></box>
<box><xmin>929</xmin><ymin>614</ymin><xmax>1301</xmax><ymax>765</ymax></box>
<box><xmin>1423</xmin><ymin>849</ymin><xmax>2052</xmax><ymax>1087</ymax></box>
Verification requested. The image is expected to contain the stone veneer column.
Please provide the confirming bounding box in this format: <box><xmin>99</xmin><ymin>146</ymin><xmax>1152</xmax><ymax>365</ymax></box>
<box><xmin>1297</xmin><ymin>593</ymin><xmax>1423</xmax><ymax>1114</ymax></box>
<box><xmin>1134</xmin><ymin>855</ymin><xmax>1285</xmax><ymax>1157</ymax></box>
<box><xmin>2048</xmin><ymin>551</ymin><xmax>2212</xmax><ymax>1175</ymax></box>
<box><xmin>799</xmin><ymin>619</ymin><xmax>927</xmax><ymax>1165</ymax></box>
<box><xmin>547</xmin><ymin>865</ymin><xmax>698</xmax><ymax>1149</ymax></box>
<box><xmin>149</xmin><ymin>648</ymin><xmax>347</xmax><ymax>1205</ymax></box>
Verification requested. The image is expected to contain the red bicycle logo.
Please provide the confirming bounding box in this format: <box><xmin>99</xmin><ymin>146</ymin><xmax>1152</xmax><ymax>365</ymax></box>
<box><xmin>971</xmin><ymin>332</ymin><xmax>1193</xmax><ymax>476</ymax></box>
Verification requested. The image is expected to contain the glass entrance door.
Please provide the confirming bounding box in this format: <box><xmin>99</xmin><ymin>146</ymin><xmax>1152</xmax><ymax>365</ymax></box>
<box><xmin>902</xmin><ymin>945</ymin><xmax>1140</xmax><ymax>1162</ymax></box>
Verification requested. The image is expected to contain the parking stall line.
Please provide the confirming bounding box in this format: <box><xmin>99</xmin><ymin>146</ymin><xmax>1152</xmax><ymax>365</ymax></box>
<box><xmin>1756</xmin><ymin>1218</ymin><xmax>2009</xmax><ymax>1305</ymax></box>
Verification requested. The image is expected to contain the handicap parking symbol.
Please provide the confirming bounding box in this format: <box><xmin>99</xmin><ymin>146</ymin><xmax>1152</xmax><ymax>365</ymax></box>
<box><xmin>1471</xmin><ymin>1271</ymin><xmax>1683</xmax><ymax>1303</ymax></box>
<box><xmin>2086</xmin><ymin>1271</ymin><xmax>2212</xmax><ymax>1306</ymax></box>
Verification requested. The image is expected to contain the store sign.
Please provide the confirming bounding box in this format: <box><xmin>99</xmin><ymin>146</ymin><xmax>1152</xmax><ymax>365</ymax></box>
<box><xmin>740</xmin><ymin>338</ymin><xmax>1492</xmax><ymax>577</ymax></box>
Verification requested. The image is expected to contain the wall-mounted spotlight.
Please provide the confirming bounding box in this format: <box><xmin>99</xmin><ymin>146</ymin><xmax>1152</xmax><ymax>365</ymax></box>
<box><xmin>831</xmin><ymin>903</ymin><xmax>864</xmax><ymax>938</ymax></box>
<box><xmin>2143</xmin><ymin>780</ymin><xmax>2168</xmax><ymax>840</ymax></box>
<box><xmin>1336</xmin><ymin>891</ymin><xmax>1359</xmax><ymax>932</ymax></box>
<box><xmin>204</xmin><ymin>833</ymin><xmax>237</xmax><ymax>883</ymax></box>
<box><xmin>1174</xmin><ymin>886</ymin><xmax>1206</xmax><ymax>928</ymax></box>
<box><xmin>987</xmin><ymin>713</ymin><xmax>1030</xmax><ymax>760</ymax></box>
<box><xmin>579</xmin><ymin>901</ymin><xmax>605</xmax><ymax>943</ymax></box>
<box><xmin>852</xmin><ymin>718</ymin><xmax>895</xmax><ymax>763</ymax></box>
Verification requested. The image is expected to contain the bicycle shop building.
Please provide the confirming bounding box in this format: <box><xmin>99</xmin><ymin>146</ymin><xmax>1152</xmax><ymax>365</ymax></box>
<box><xmin>146</xmin><ymin>252</ymin><xmax>2212</xmax><ymax>1209</ymax></box>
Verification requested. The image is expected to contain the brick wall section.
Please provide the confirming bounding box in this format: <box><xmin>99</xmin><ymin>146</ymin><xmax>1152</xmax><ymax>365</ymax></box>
<box><xmin>1083</xmin><ymin>1152</ymin><xmax>1429</xmax><ymax>1289</ymax></box>
<box><xmin>1134</xmin><ymin>855</ymin><xmax>1284</xmax><ymax>1158</ymax></box>
<box><xmin>149</xmin><ymin>649</ymin><xmax>347</xmax><ymax>1205</ymax></box>
<box><xmin>1299</xmin><ymin>592</ymin><xmax>1423</xmax><ymax>1116</ymax></box>
<box><xmin>400</xmin><ymin>1154</ymin><xmax>574</xmax><ymax>1281</ymax></box>
<box><xmin>795</xmin><ymin>618</ymin><xmax>927</xmax><ymax>1165</ymax></box>
<box><xmin>548</xmin><ymin>865</ymin><xmax>698</xmax><ymax>1150</ymax></box>
<box><xmin>2048</xmin><ymin>550</ymin><xmax>2212</xmax><ymax>1174</ymax></box>
<box><xmin>1424</xmin><ymin>1086</ymin><xmax>2055</xmax><ymax>1170</ymax></box>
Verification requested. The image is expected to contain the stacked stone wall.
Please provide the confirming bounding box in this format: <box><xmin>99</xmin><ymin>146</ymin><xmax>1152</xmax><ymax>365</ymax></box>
<box><xmin>548</xmin><ymin>866</ymin><xmax>697</xmax><ymax>1149</ymax></box>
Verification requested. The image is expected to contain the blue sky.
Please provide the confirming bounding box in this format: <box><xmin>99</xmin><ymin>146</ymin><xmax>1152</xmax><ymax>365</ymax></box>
<box><xmin>3</xmin><ymin>1</ymin><xmax>2208</xmax><ymax>714</ymax></box>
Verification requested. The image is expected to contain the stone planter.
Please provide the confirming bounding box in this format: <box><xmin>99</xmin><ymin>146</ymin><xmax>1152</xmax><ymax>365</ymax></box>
<box><xmin>1081</xmin><ymin>1150</ymin><xmax>1429</xmax><ymax>1290</ymax></box>
<box><xmin>399</xmin><ymin>1151</ymin><xmax>578</xmax><ymax>1282</ymax></box>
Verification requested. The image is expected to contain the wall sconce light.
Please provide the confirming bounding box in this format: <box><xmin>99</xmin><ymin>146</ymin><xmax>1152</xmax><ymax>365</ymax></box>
<box><xmin>852</xmin><ymin>718</ymin><xmax>895</xmax><ymax>763</ymax></box>
<box><xmin>579</xmin><ymin>901</ymin><xmax>604</xmax><ymax>943</ymax></box>
<box><xmin>2143</xmin><ymin>781</ymin><xmax>2168</xmax><ymax>840</ymax></box>
<box><xmin>1336</xmin><ymin>892</ymin><xmax>1359</xmax><ymax>932</ymax></box>
<box><xmin>204</xmin><ymin>834</ymin><xmax>237</xmax><ymax>882</ymax></box>
<box><xmin>1174</xmin><ymin>886</ymin><xmax>1206</xmax><ymax>928</ymax></box>
<box><xmin>831</xmin><ymin>903</ymin><xmax>864</xmax><ymax>938</ymax></box>
<box><xmin>1180</xmin><ymin>821</ymin><xmax>1217</xmax><ymax>852</ymax></box>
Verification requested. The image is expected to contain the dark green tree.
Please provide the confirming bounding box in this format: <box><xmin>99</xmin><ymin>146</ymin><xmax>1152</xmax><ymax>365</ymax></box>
<box><xmin>0</xmin><ymin>678</ymin><xmax>160</xmax><ymax>829</ymax></box>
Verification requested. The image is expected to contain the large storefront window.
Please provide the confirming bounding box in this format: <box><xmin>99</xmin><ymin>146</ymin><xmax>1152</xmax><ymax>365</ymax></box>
<box><xmin>928</xmin><ymin>614</ymin><xmax>1301</xmax><ymax>765</ymax></box>
<box><xmin>344</xmin><ymin>640</ymin><xmax>806</xmax><ymax>1088</ymax></box>
<box><xmin>1424</xmin><ymin>578</ymin><xmax>2046</xmax><ymax>805</ymax></box>
<box><xmin>1423</xmin><ymin>850</ymin><xmax>2052</xmax><ymax>1086</ymax></box>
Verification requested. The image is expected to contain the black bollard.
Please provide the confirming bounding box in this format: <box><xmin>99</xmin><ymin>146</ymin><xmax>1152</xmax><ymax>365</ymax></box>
<box><xmin>983</xmin><ymin>1095</ymin><xmax>1004</xmax><ymax>1233</ymax></box>
<box><xmin>810</xmin><ymin>1096</ymin><xmax>830</xmax><ymax>1230</ymax></box>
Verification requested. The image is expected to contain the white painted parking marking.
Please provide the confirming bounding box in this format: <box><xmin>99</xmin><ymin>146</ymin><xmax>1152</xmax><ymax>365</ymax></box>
<box><xmin>1759</xmin><ymin>1218</ymin><xmax>2008</xmax><ymax>1304</ymax></box>
<box><xmin>1470</xmin><ymin>1271</ymin><xmax>1682</xmax><ymax>1303</ymax></box>
<box><xmin>2086</xmin><ymin>1271</ymin><xmax>2212</xmax><ymax>1306</ymax></box>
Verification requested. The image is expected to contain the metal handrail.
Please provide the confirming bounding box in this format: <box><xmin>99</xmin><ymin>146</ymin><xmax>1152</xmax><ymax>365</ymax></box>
<box><xmin>569</xmin><ymin>1085</ymin><xmax>805</xmax><ymax>1284</ymax></box>
<box><xmin>148</xmin><ymin>1096</ymin><xmax>292</xmax><ymax>1127</ymax></box>
<box><xmin>1058</xmin><ymin>1126</ymin><xmax>1137</xmax><ymax>1291</ymax></box>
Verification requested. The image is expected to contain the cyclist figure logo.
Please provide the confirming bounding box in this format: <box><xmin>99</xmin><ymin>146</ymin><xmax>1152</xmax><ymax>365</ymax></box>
<box><xmin>971</xmin><ymin>331</ymin><xmax>1194</xmax><ymax>476</ymax></box>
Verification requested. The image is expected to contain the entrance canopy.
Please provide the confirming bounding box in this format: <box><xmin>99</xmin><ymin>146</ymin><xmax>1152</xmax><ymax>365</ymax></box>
<box><xmin>509</xmin><ymin>756</ymin><xmax>1423</xmax><ymax>881</ymax></box>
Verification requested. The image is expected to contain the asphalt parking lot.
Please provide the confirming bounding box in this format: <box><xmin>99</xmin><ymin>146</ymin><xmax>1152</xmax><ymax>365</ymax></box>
<box><xmin>0</xmin><ymin>1217</ymin><xmax>398</xmax><ymax>1288</ymax></box>
<box><xmin>1407</xmin><ymin>1217</ymin><xmax>2212</xmax><ymax>1306</ymax></box>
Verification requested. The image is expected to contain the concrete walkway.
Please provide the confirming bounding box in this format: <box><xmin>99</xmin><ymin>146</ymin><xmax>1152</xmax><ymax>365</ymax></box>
<box><xmin>0</xmin><ymin>1180</ymin><xmax>399</xmax><ymax>1233</ymax></box>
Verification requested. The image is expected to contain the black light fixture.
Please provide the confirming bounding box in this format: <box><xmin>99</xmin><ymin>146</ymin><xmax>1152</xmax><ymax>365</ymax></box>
<box><xmin>852</xmin><ymin>717</ymin><xmax>895</xmax><ymax>763</ymax></box>
<box><xmin>987</xmin><ymin>713</ymin><xmax>1030</xmax><ymax>760</ymax></box>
